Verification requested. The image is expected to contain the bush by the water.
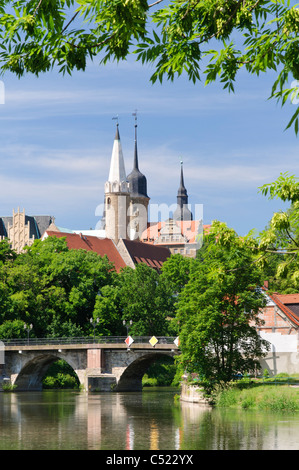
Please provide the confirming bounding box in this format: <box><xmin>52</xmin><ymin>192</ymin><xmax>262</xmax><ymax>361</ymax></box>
<box><xmin>142</xmin><ymin>356</ymin><xmax>178</xmax><ymax>387</ymax></box>
<box><xmin>42</xmin><ymin>360</ymin><xmax>80</xmax><ymax>389</ymax></box>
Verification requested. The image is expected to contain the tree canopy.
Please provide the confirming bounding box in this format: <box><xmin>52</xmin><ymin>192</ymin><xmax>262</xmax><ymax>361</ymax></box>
<box><xmin>0</xmin><ymin>235</ymin><xmax>177</xmax><ymax>339</ymax></box>
<box><xmin>0</xmin><ymin>0</ymin><xmax>299</xmax><ymax>131</ymax></box>
<box><xmin>176</xmin><ymin>220</ymin><xmax>269</xmax><ymax>387</ymax></box>
<box><xmin>258</xmin><ymin>172</ymin><xmax>299</xmax><ymax>292</ymax></box>
<box><xmin>0</xmin><ymin>236</ymin><xmax>115</xmax><ymax>338</ymax></box>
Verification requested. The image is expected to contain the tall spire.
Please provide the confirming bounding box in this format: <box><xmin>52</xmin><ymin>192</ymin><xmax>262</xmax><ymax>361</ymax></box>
<box><xmin>127</xmin><ymin>114</ymin><xmax>148</xmax><ymax>198</ymax></box>
<box><xmin>104</xmin><ymin>121</ymin><xmax>130</xmax><ymax>242</ymax></box>
<box><xmin>173</xmin><ymin>161</ymin><xmax>193</xmax><ymax>221</ymax></box>
<box><xmin>133</xmin><ymin>119</ymin><xmax>139</xmax><ymax>170</ymax></box>
<box><xmin>177</xmin><ymin>160</ymin><xmax>188</xmax><ymax>199</ymax></box>
<box><xmin>107</xmin><ymin>123</ymin><xmax>128</xmax><ymax>187</ymax></box>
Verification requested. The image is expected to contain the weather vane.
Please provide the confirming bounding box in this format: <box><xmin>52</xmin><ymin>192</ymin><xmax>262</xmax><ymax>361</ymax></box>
<box><xmin>112</xmin><ymin>115</ymin><xmax>119</xmax><ymax>125</ymax></box>
<box><xmin>132</xmin><ymin>109</ymin><xmax>138</xmax><ymax>125</ymax></box>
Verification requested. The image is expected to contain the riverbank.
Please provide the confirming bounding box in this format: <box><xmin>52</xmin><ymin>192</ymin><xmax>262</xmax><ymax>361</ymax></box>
<box><xmin>214</xmin><ymin>383</ymin><xmax>299</xmax><ymax>412</ymax></box>
<box><xmin>180</xmin><ymin>376</ymin><xmax>299</xmax><ymax>412</ymax></box>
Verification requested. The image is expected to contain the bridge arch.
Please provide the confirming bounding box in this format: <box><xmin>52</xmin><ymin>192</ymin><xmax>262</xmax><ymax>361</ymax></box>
<box><xmin>2</xmin><ymin>337</ymin><xmax>179</xmax><ymax>392</ymax></box>
<box><xmin>13</xmin><ymin>353</ymin><xmax>81</xmax><ymax>391</ymax></box>
<box><xmin>114</xmin><ymin>352</ymin><xmax>175</xmax><ymax>392</ymax></box>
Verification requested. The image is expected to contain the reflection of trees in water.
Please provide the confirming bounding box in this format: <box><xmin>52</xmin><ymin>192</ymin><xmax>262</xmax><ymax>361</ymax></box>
<box><xmin>98</xmin><ymin>389</ymin><xmax>181</xmax><ymax>450</ymax></box>
<box><xmin>0</xmin><ymin>391</ymin><xmax>82</xmax><ymax>450</ymax></box>
<box><xmin>180</xmin><ymin>404</ymin><xmax>271</xmax><ymax>450</ymax></box>
<box><xmin>7</xmin><ymin>390</ymin><xmax>78</xmax><ymax>421</ymax></box>
<box><xmin>1</xmin><ymin>390</ymin><xmax>295</xmax><ymax>450</ymax></box>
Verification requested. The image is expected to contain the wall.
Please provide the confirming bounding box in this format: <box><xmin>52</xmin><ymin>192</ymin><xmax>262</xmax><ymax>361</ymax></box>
<box><xmin>256</xmin><ymin>295</ymin><xmax>299</xmax><ymax>375</ymax></box>
<box><xmin>180</xmin><ymin>383</ymin><xmax>210</xmax><ymax>405</ymax></box>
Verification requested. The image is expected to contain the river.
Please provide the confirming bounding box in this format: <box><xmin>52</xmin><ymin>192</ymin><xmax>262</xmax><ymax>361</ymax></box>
<box><xmin>0</xmin><ymin>387</ymin><xmax>299</xmax><ymax>451</ymax></box>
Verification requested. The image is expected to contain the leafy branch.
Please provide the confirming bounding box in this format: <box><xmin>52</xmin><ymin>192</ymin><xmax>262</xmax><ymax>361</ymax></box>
<box><xmin>0</xmin><ymin>1</ymin><xmax>299</xmax><ymax>131</ymax></box>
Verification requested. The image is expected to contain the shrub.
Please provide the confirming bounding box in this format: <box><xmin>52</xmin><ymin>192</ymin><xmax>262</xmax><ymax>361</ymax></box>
<box><xmin>42</xmin><ymin>360</ymin><xmax>79</xmax><ymax>389</ymax></box>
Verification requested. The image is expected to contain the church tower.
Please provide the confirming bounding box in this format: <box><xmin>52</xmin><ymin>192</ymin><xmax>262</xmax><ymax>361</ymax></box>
<box><xmin>127</xmin><ymin>118</ymin><xmax>150</xmax><ymax>240</ymax></box>
<box><xmin>173</xmin><ymin>161</ymin><xmax>193</xmax><ymax>221</ymax></box>
<box><xmin>104</xmin><ymin>124</ymin><xmax>130</xmax><ymax>242</ymax></box>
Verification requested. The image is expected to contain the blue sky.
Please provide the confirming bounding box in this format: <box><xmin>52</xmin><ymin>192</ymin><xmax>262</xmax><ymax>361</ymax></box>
<box><xmin>0</xmin><ymin>54</ymin><xmax>298</xmax><ymax>237</ymax></box>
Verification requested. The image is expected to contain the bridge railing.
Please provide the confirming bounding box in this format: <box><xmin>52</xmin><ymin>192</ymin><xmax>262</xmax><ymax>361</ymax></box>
<box><xmin>1</xmin><ymin>336</ymin><xmax>177</xmax><ymax>347</ymax></box>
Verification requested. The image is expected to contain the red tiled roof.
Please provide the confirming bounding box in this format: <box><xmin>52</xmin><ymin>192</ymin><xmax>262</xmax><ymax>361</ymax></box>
<box><xmin>274</xmin><ymin>294</ymin><xmax>299</xmax><ymax>304</ymax></box>
<box><xmin>267</xmin><ymin>291</ymin><xmax>299</xmax><ymax>326</ymax></box>
<box><xmin>273</xmin><ymin>293</ymin><xmax>299</xmax><ymax>322</ymax></box>
<box><xmin>121</xmin><ymin>238</ymin><xmax>170</xmax><ymax>268</ymax></box>
<box><xmin>44</xmin><ymin>231</ymin><xmax>127</xmax><ymax>272</ymax></box>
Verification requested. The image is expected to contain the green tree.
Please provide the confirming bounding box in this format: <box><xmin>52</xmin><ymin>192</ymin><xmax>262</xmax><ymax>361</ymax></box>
<box><xmin>160</xmin><ymin>253</ymin><xmax>192</xmax><ymax>294</ymax></box>
<box><xmin>258</xmin><ymin>172</ymin><xmax>299</xmax><ymax>292</ymax></box>
<box><xmin>0</xmin><ymin>236</ymin><xmax>116</xmax><ymax>338</ymax></box>
<box><xmin>0</xmin><ymin>239</ymin><xmax>17</xmax><ymax>264</ymax></box>
<box><xmin>0</xmin><ymin>319</ymin><xmax>27</xmax><ymax>340</ymax></box>
<box><xmin>176</xmin><ymin>221</ymin><xmax>269</xmax><ymax>390</ymax></box>
<box><xmin>0</xmin><ymin>1</ymin><xmax>299</xmax><ymax>131</ymax></box>
<box><xmin>118</xmin><ymin>263</ymin><xmax>176</xmax><ymax>336</ymax></box>
<box><xmin>92</xmin><ymin>284</ymin><xmax>124</xmax><ymax>336</ymax></box>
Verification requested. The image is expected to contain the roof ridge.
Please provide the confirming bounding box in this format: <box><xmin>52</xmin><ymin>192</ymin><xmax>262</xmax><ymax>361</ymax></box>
<box><xmin>267</xmin><ymin>292</ymin><xmax>299</xmax><ymax>326</ymax></box>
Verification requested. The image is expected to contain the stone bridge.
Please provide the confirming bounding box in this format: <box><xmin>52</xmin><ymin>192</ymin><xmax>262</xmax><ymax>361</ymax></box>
<box><xmin>0</xmin><ymin>337</ymin><xmax>179</xmax><ymax>392</ymax></box>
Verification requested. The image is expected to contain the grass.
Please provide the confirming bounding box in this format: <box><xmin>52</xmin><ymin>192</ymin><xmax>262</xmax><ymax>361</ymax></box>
<box><xmin>215</xmin><ymin>379</ymin><xmax>299</xmax><ymax>412</ymax></box>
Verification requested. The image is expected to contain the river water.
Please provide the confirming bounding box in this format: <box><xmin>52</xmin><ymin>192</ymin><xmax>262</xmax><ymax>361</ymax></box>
<box><xmin>1</xmin><ymin>387</ymin><xmax>299</xmax><ymax>451</ymax></box>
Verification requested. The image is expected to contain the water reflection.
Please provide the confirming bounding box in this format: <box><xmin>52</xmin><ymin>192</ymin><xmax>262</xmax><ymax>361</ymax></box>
<box><xmin>1</xmin><ymin>389</ymin><xmax>299</xmax><ymax>450</ymax></box>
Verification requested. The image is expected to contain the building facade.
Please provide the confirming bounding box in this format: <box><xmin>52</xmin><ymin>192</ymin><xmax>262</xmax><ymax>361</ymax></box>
<box><xmin>257</xmin><ymin>289</ymin><xmax>299</xmax><ymax>376</ymax></box>
<box><xmin>0</xmin><ymin>208</ymin><xmax>54</xmax><ymax>253</ymax></box>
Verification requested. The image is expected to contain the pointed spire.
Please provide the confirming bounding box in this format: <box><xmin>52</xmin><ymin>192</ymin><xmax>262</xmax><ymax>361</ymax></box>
<box><xmin>115</xmin><ymin>122</ymin><xmax>120</xmax><ymax>141</ymax></box>
<box><xmin>173</xmin><ymin>160</ymin><xmax>193</xmax><ymax>221</ymax></box>
<box><xmin>127</xmin><ymin>113</ymin><xmax>148</xmax><ymax>198</ymax></box>
<box><xmin>177</xmin><ymin>160</ymin><xmax>188</xmax><ymax>197</ymax></box>
<box><xmin>108</xmin><ymin>123</ymin><xmax>128</xmax><ymax>186</ymax></box>
<box><xmin>133</xmin><ymin>120</ymin><xmax>139</xmax><ymax>170</ymax></box>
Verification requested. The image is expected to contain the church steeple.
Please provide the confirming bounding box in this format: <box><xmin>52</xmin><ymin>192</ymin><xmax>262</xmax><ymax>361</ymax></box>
<box><xmin>107</xmin><ymin>123</ymin><xmax>128</xmax><ymax>189</ymax></box>
<box><xmin>127</xmin><ymin>113</ymin><xmax>150</xmax><ymax>241</ymax></box>
<box><xmin>104</xmin><ymin>122</ymin><xmax>130</xmax><ymax>242</ymax></box>
<box><xmin>127</xmin><ymin>119</ymin><xmax>148</xmax><ymax>198</ymax></box>
<box><xmin>173</xmin><ymin>161</ymin><xmax>193</xmax><ymax>221</ymax></box>
<box><xmin>177</xmin><ymin>161</ymin><xmax>188</xmax><ymax>200</ymax></box>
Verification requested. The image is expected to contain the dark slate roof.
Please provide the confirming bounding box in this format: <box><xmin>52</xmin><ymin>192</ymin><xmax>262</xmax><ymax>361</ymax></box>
<box><xmin>0</xmin><ymin>218</ymin><xmax>7</xmax><ymax>238</ymax></box>
<box><xmin>127</xmin><ymin>125</ymin><xmax>148</xmax><ymax>199</ymax></box>
<box><xmin>173</xmin><ymin>163</ymin><xmax>193</xmax><ymax>221</ymax></box>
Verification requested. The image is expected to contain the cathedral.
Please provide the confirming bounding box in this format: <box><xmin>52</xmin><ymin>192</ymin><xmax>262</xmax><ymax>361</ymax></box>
<box><xmin>103</xmin><ymin>121</ymin><xmax>149</xmax><ymax>242</ymax></box>
<box><xmin>102</xmin><ymin>121</ymin><xmax>205</xmax><ymax>257</ymax></box>
<box><xmin>0</xmin><ymin>120</ymin><xmax>205</xmax><ymax>260</ymax></box>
